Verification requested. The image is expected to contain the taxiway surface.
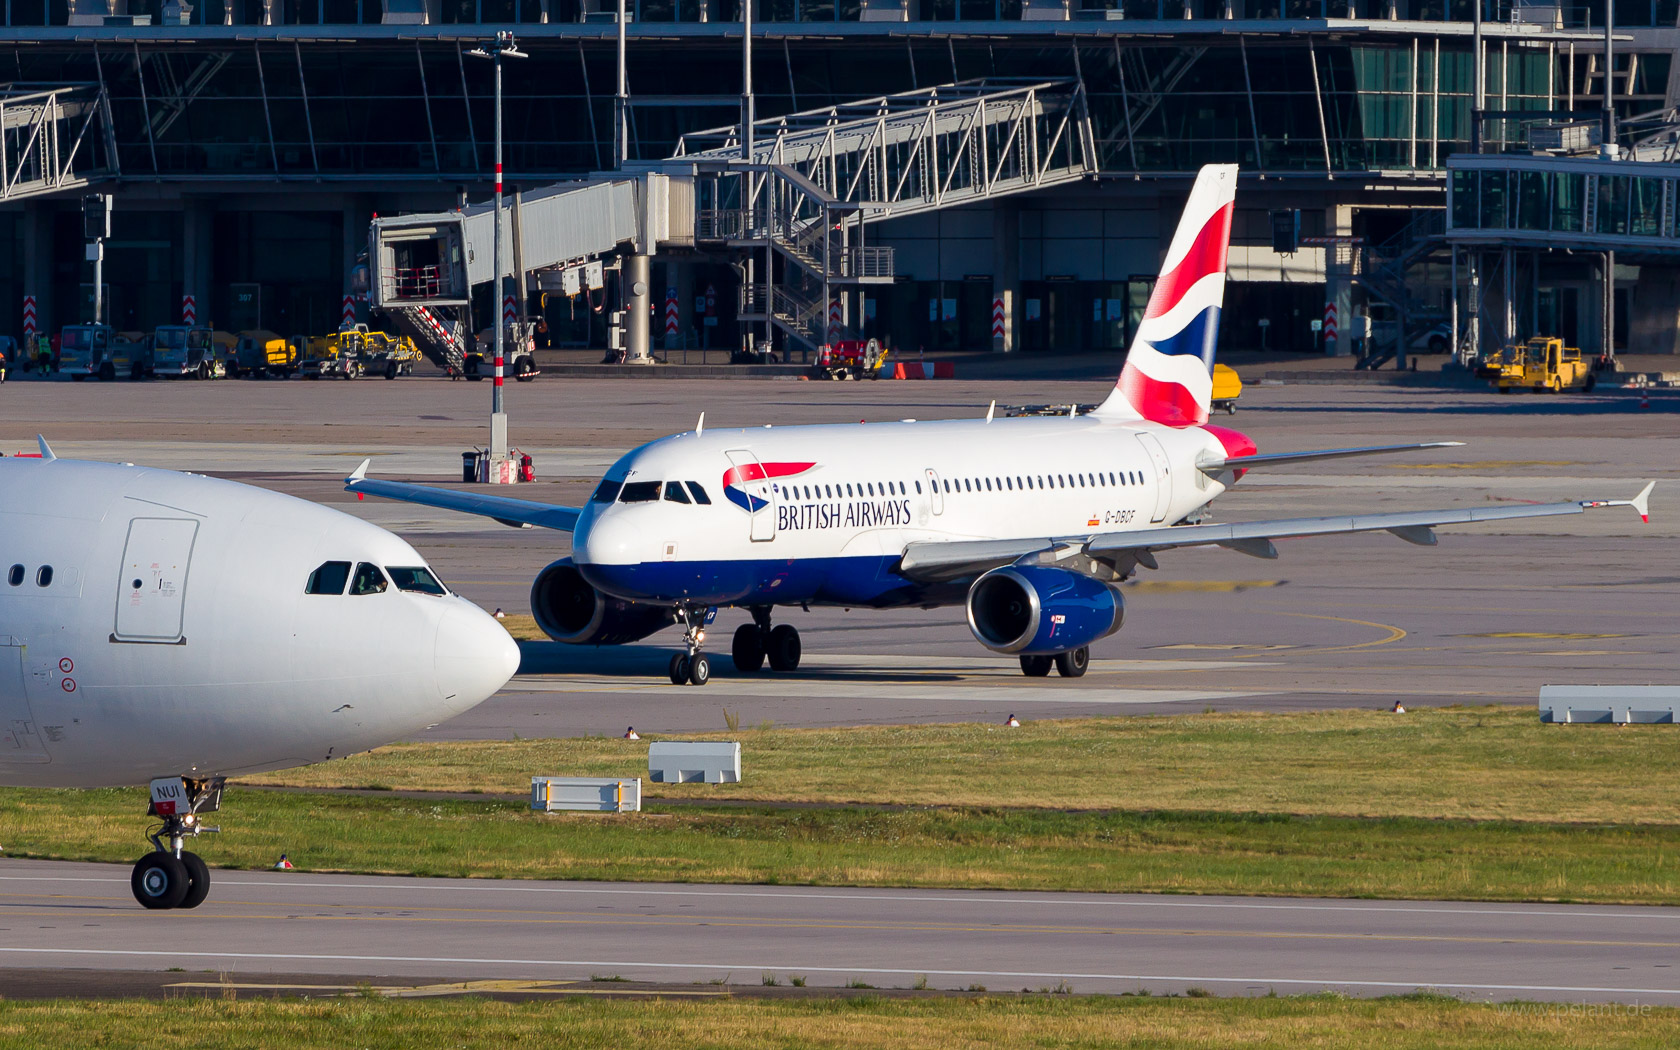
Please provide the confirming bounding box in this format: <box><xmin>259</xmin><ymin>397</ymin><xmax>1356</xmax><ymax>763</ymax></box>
<box><xmin>2</xmin><ymin>859</ymin><xmax>1676</xmax><ymax>1003</ymax></box>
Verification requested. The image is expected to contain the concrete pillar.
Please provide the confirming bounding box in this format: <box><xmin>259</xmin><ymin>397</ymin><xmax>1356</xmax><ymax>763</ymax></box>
<box><xmin>22</xmin><ymin>202</ymin><xmax>54</xmax><ymax>341</ymax></box>
<box><xmin>1327</xmin><ymin>203</ymin><xmax>1354</xmax><ymax>357</ymax></box>
<box><xmin>625</xmin><ymin>253</ymin><xmax>652</xmax><ymax>363</ymax></box>
<box><xmin>991</xmin><ymin>203</ymin><xmax>1019</xmax><ymax>352</ymax></box>
<box><xmin>182</xmin><ymin>198</ymin><xmax>213</xmax><ymax>325</ymax></box>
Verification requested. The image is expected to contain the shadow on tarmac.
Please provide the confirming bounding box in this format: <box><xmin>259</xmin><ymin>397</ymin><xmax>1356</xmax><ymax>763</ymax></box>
<box><xmin>515</xmin><ymin>642</ymin><xmax>962</xmax><ymax>682</ymax></box>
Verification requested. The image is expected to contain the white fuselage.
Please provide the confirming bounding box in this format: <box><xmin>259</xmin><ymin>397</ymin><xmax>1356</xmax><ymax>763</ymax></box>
<box><xmin>0</xmin><ymin>458</ymin><xmax>518</xmax><ymax>788</ymax></box>
<box><xmin>573</xmin><ymin>415</ymin><xmax>1244</xmax><ymax>609</ymax></box>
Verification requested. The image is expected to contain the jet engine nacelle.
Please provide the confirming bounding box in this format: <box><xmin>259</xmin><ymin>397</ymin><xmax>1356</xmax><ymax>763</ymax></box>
<box><xmin>965</xmin><ymin>565</ymin><xmax>1124</xmax><ymax>655</ymax></box>
<box><xmin>531</xmin><ymin>558</ymin><xmax>676</xmax><ymax>645</ymax></box>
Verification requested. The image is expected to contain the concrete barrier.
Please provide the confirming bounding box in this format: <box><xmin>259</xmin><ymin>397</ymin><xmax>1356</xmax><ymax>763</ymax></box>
<box><xmin>648</xmin><ymin>741</ymin><xmax>742</xmax><ymax>783</ymax></box>
<box><xmin>1539</xmin><ymin>685</ymin><xmax>1680</xmax><ymax>724</ymax></box>
<box><xmin>530</xmin><ymin>776</ymin><xmax>642</xmax><ymax>812</ymax></box>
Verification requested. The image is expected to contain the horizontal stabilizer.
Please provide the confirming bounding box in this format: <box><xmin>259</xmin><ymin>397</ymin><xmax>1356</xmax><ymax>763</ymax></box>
<box><xmin>1198</xmin><ymin>441</ymin><xmax>1465</xmax><ymax>474</ymax></box>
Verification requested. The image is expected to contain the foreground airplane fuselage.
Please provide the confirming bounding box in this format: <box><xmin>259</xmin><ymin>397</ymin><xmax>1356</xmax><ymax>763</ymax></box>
<box><xmin>0</xmin><ymin>455</ymin><xmax>519</xmax><ymax>789</ymax></box>
<box><xmin>573</xmin><ymin>416</ymin><xmax>1246</xmax><ymax>610</ymax></box>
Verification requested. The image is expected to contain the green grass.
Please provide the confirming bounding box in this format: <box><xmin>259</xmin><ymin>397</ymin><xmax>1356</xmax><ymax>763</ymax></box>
<box><xmin>7</xmin><ymin>787</ymin><xmax>1680</xmax><ymax>902</ymax></box>
<box><xmin>2</xmin><ymin>993</ymin><xmax>1678</xmax><ymax>1049</ymax></box>
<box><xmin>249</xmin><ymin>706</ymin><xmax>1680</xmax><ymax>824</ymax></box>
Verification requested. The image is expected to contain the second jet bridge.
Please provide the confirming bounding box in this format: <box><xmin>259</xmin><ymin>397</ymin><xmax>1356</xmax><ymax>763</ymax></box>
<box><xmin>369</xmin><ymin>77</ymin><xmax>1095</xmax><ymax>360</ymax></box>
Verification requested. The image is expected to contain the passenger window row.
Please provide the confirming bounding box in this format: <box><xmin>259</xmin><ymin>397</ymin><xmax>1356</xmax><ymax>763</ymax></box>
<box><xmin>938</xmin><ymin>470</ymin><xmax>1143</xmax><ymax>495</ymax></box>
<box><xmin>6</xmin><ymin>563</ymin><xmax>52</xmax><ymax>588</ymax></box>
<box><xmin>305</xmin><ymin>561</ymin><xmax>446</xmax><ymax>596</ymax></box>
<box><xmin>775</xmin><ymin>479</ymin><xmax>916</xmax><ymax>501</ymax></box>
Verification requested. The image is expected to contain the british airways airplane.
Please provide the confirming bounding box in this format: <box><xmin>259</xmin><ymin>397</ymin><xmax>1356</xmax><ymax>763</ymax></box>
<box><xmin>348</xmin><ymin>165</ymin><xmax>1653</xmax><ymax>686</ymax></box>
<box><xmin>2</xmin><ymin>444</ymin><xmax>519</xmax><ymax>908</ymax></box>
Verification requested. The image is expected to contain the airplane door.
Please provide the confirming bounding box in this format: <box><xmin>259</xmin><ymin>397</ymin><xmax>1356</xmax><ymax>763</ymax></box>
<box><xmin>1135</xmin><ymin>432</ymin><xmax>1173</xmax><ymax>523</ymax></box>
<box><xmin>114</xmin><ymin>517</ymin><xmax>199</xmax><ymax>644</ymax></box>
<box><xmin>0</xmin><ymin>641</ymin><xmax>48</xmax><ymax>764</ymax></box>
<box><xmin>723</xmin><ymin>450</ymin><xmax>777</xmax><ymax>542</ymax></box>
<box><xmin>924</xmin><ymin>469</ymin><xmax>945</xmax><ymax>515</ymax></box>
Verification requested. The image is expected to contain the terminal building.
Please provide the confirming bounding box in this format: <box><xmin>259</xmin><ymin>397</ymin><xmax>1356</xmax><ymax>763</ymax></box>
<box><xmin>3</xmin><ymin>2</ymin><xmax>1677</xmax><ymax>359</ymax></box>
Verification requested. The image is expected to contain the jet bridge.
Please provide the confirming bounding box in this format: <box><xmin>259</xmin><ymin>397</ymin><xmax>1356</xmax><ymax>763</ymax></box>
<box><xmin>368</xmin><ymin>77</ymin><xmax>1096</xmax><ymax>361</ymax></box>
<box><xmin>2</xmin><ymin>83</ymin><xmax>120</xmax><ymax>202</ymax></box>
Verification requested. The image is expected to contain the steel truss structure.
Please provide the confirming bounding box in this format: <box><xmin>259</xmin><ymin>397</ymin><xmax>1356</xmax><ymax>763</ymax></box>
<box><xmin>1</xmin><ymin>83</ymin><xmax>119</xmax><ymax>202</ymax></box>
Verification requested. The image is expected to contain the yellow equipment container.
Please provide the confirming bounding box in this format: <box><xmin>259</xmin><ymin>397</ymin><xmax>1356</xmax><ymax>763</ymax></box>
<box><xmin>1210</xmin><ymin>363</ymin><xmax>1243</xmax><ymax>414</ymax></box>
<box><xmin>1492</xmin><ymin>336</ymin><xmax>1595</xmax><ymax>393</ymax></box>
<box><xmin>232</xmin><ymin>330</ymin><xmax>296</xmax><ymax>378</ymax></box>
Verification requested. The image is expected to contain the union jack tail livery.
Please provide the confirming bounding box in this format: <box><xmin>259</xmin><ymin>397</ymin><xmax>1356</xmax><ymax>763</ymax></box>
<box><xmin>1094</xmin><ymin>164</ymin><xmax>1238</xmax><ymax>427</ymax></box>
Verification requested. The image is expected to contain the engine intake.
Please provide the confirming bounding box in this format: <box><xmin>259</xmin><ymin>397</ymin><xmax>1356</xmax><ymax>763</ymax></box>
<box><xmin>530</xmin><ymin>558</ymin><xmax>675</xmax><ymax>646</ymax></box>
<box><xmin>966</xmin><ymin>565</ymin><xmax>1124</xmax><ymax>655</ymax></box>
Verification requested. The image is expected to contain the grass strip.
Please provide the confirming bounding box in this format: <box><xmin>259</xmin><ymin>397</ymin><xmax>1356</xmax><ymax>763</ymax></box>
<box><xmin>3</xmin><ymin>993</ymin><xmax>1679</xmax><ymax>1050</ymax></box>
<box><xmin>6</xmin><ymin>789</ymin><xmax>1680</xmax><ymax>902</ymax></box>
<box><xmin>246</xmin><ymin>706</ymin><xmax>1680</xmax><ymax>825</ymax></box>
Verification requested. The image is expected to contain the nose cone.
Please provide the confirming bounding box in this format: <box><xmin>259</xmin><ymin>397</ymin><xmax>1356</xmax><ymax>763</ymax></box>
<box><xmin>433</xmin><ymin>599</ymin><xmax>521</xmax><ymax>712</ymax></box>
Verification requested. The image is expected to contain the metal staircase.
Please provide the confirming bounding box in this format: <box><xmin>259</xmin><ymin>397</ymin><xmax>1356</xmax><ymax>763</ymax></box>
<box><xmin>382</xmin><ymin>303</ymin><xmax>470</xmax><ymax>374</ymax></box>
<box><xmin>1</xmin><ymin>83</ymin><xmax>120</xmax><ymax>202</ymax></box>
<box><xmin>1350</xmin><ymin>210</ymin><xmax>1448</xmax><ymax>368</ymax></box>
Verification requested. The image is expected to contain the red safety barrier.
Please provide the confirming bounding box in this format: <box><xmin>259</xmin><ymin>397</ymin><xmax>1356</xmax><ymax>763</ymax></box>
<box><xmin>933</xmin><ymin>361</ymin><xmax>956</xmax><ymax>379</ymax></box>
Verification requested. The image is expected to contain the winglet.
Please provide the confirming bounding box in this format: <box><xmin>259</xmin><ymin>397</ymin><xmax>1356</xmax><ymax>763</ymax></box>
<box><xmin>1580</xmin><ymin>480</ymin><xmax>1655</xmax><ymax>523</ymax></box>
<box><xmin>347</xmin><ymin>458</ymin><xmax>371</xmax><ymax>484</ymax></box>
<box><xmin>36</xmin><ymin>436</ymin><xmax>55</xmax><ymax>461</ymax></box>
<box><xmin>696</xmin><ymin>412</ymin><xmax>705</xmax><ymax>436</ymax></box>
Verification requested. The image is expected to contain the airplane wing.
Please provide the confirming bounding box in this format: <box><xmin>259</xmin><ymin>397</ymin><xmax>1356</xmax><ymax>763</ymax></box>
<box><xmin>344</xmin><ymin>460</ymin><xmax>581</xmax><ymax>531</ymax></box>
<box><xmin>898</xmin><ymin>482</ymin><xmax>1655</xmax><ymax>583</ymax></box>
<box><xmin>1197</xmin><ymin>441</ymin><xmax>1464</xmax><ymax>475</ymax></box>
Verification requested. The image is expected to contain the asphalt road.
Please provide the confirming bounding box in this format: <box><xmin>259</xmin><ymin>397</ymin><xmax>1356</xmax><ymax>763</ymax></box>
<box><xmin>2</xmin><ymin>859</ymin><xmax>1677</xmax><ymax>1004</ymax></box>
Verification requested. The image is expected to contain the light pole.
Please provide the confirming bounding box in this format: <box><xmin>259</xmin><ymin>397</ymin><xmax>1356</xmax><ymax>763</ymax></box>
<box><xmin>467</xmin><ymin>31</ymin><xmax>526</xmax><ymax>470</ymax></box>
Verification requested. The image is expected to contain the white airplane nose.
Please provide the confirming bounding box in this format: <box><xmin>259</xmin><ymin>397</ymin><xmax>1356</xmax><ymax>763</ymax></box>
<box><xmin>433</xmin><ymin>600</ymin><xmax>521</xmax><ymax>711</ymax></box>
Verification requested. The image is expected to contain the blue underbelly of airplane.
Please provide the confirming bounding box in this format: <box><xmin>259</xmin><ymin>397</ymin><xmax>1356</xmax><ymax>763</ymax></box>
<box><xmin>579</xmin><ymin>555</ymin><xmax>967</xmax><ymax>609</ymax></box>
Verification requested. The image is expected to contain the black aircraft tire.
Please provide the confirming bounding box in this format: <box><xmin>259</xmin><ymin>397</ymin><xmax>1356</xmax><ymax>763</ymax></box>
<box><xmin>1020</xmin><ymin>655</ymin><xmax>1054</xmax><ymax>677</ymax></box>
<box><xmin>1054</xmin><ymin>647</ymin><xmax>1090</xmax><ymax>678</ymax></box>
<box><xmin>688</xmin><ymin>653</ymin><xmax>711</xmax><ymax>686</ymax></box>
<box><xmin>767</xmin><ymin>625</ymin><xmax>801</xmax><ymax>671</ymax></box>
<box><xmin>732</xmin><ymin>624</ymin><xmax>766</xmax><ymax>673</ymax></box>
<box><xmin>131</xmin><ymin>853</ymin><xmax>190</xmax><ymax>910</ymax></box>
<box><xmin>178</xmin><ymin>851</ymin><xmax>211</xmax><ymax>909</ymax></box>
<box><xmin>668</xmin><ymin>654</ymin><xmax>689</xmax><ymax>685</ymax></box>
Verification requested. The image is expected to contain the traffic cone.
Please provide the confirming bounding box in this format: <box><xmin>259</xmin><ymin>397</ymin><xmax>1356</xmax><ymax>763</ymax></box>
<box><xmin>273</xmin><ymin>854</ymin><xmax>294</xmax><ymax>870</ymax></box>
<box><xmin>624</xmin><ymin>726</ymin><xmax>640</xmax><ymax>740</ymax></box>
<box><xmin>1391</xmin><ymin>702</ymin><xmax>1406</xmax><ymax>714</ymax></box>
<box><xmin>1004</xmin><ymin>713</ymin><xmax>1020</xmax><ymax>728</ymax></box>
<box><xmin>1641</xmin><ymin>389</ymin><xmax>1651</xmax><ymax>409</ymax></box>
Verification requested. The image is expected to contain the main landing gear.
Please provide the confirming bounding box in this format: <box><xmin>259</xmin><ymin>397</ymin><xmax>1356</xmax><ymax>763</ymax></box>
<box><xmin>668</xmin><ymin>607</ymin><xmax>713</xmax><ymax>686</ymax></box>
<box><xmin>131</xmin><ymin>776</ymin><xmax>224</xmax><ymax>910</ymax></box>
<box><xmin>1018</xmin><ymin>647</ymin><xmax>1089</xmax><ymax>678</ymax></box>
<box><xmin>731</xmin><ymin>607</ymin><xmax>801</xmax><ymax>674</ymax></box>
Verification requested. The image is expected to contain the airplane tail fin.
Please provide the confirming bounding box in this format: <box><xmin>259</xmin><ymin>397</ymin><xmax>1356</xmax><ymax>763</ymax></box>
<box><xmin>1093</xmin><ymin>164</ymin><xmax>1238</xmax><ymax>426</ymax></box>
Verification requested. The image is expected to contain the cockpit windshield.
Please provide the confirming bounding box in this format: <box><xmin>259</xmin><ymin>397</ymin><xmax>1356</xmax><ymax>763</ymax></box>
<box><xmin>591</xmin><ymin>479</ymin><xmax>622</xmax><ymax>503</ymax></box>
<box><xmin>619</xmin><ymin>481</ymin><xmax>661</xmax><ymax>503</ymax></box>
<box><xmin>387</xmin><ymin>566</ymin><xmax>448</xmax><ymax>595</ymax></box>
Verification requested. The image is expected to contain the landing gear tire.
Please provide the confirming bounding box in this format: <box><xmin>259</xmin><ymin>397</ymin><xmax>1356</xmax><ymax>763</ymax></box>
<box><xmin>668</xmin><ymin>653</ymin><xmax>691</xmax><ymax>685</ymax></box>
<box><xmin>766</xmin><ymin>624</ymin><xmax>801</xmax><ymax>671</ymax></box>
<box><xmin>132</xmin><ymin>853</ymin><xmax>190</xmax><ymax>910</ymax></box>
<box><xmin>1054</xmin><ymin>647</ymin><xmax>1090</xmax><ymax>678</ymax></box>
<box><xmin>178</xmin><ymin>851</ymin><xmax>211</xmax><ymax>909</ymax></box>
<box><xmin>385</xmin><ymin>361</ymin><xmax>398</xmax><ymax>380</ymax></box>
<box><xmin>1019</xmin><ymin>655</ymin><xmax>1054</xmax><ymax>677</ymax></box>
<box><xmin>98</xmin><ymin>362</ymin><xmax>116</xmax><ymax>382</ymax></box>
<box><xmin>688</xmin><ymin>653</ymin><xmax>711</xmax><ymax>686</ymax></box>
<box><xmin>732</xmin><ymin>624</ymin><xmax>766</xmax><ymax>672</ymax></box>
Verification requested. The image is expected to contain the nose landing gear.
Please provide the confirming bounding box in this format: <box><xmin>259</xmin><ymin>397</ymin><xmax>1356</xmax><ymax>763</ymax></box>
<box><xmin>731</xmin><ymin>607</ymin><xmax>802</xmax><ymax>674</ymax></box>
<box><xmin>132</xmin><ymin>776</ymin><xmax>223</xmax><ymax>910</ymax></box>
<box><xmin>668</xmin><ymin>607</ymin><xmax>713</xmax><ymax>685</ymax></box>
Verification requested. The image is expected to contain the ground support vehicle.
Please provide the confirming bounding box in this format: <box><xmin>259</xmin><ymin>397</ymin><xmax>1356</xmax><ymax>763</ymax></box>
<box><xmin>1209</xmin><ymin>363</ymin><xmax>1243</xmax><ymax>414</ymax></box>
<box><xmin>302</xmin><ymin>329</ymin><xmax>363</xmax><ymax>379</ymax></box>
<box><xmin>357</xmin><ymin>332</ymin><xmax>422</xmax><ymax>379</ymax></box>
<box><xmin>59</xmin><ymin>325</ymin><xmax>141</xmax><ymax>381</ymax></box>
<box><xmin>1490</xmin><ymin>337</ymin><xmax>1596</xmax><ymax>393</ymax></box>
<box><xmin>145</xmin><ymin>325</ymin><xmax>223</xmax><ymax>379</ymax></box>
<box><xmin>230</xmin><ymin>331</ymin><xmax>299</xmax><ymax>378</ymax></box>
<box><xmin>813</xmin><ymin>338</ymin><xmax>889</xmax><ymax>380</ymax></box>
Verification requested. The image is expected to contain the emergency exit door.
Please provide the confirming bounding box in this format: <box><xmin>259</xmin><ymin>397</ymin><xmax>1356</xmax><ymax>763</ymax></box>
<box><xmin>114</xmin><ymin>518</ymin><xmax>199</xmax><ymax>643</ymax></box>
<box><xmin>0</xmin><ymin>642</ymin><xmax>48</xmax><ymax>765</ymax></box>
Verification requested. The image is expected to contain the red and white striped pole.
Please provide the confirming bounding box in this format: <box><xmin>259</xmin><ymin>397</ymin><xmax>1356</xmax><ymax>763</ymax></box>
<box><xmin>182</xmin><ymin>294</ymin><xmax>197</xmax><ymax>325</ymax></box>
<box><xmin>21</xmin><ymin>295</ymin><xmax>38</xmax><ymax>345</ymax></box>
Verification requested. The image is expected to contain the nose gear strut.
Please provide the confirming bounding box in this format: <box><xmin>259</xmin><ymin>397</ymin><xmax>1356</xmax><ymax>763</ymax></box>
<box><xmin>667</xmin><ymin>605</ymin><xmax>713</xmax><ymax>685</ymax></box>
<box><xmin>132</xmin><ymin>776</ymin><xmax>224</xmax><ymax>910</ymax></box>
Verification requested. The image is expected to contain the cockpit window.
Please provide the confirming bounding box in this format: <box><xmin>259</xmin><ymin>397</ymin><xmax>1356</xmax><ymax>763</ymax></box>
<box><xmin>663</xmin><ymin>481</ymin><xmax>691</xmax><ymax>504</ymax></box>
<box><xmin>387</xmin><ymin>566</ymin><xmax>447</xmax><ymax>595</ymax></box>
<box><xmin>349</xmin><ymin>562</ymin><xmax>388</xmax><ymax>595</ymax></box>
<box><xmin>591</xmin><ymin>479</ymin><xmax>623</xmax><ymax>503</ymax></box>
<box><xmin>306</xmin><ymin>560</ymin><xmax>352</xmax><ymax>595</ymax></box>
<box><xmin>685</xmin><ymin>482</ymin><xmax>712</xmax><ymax>505</ymax></box>
<box><xmin>619</xmin><ymin>481</ymin><xmax>661</xmax><ymax>503</ymax></box>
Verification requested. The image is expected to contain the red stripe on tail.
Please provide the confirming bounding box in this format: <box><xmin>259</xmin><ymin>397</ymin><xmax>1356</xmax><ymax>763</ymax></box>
<box><xmin>1117</xmin><ymin>369</ymin><xmax>1206</xmax><ymax>427</ymax></box>
<box><xmin>1141</xmin><ymin>202</ymin><xmax>1234</xmax><ymax>322</ymax></box>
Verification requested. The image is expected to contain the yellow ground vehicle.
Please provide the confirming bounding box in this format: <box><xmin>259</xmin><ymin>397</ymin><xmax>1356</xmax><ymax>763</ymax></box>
<box><xmin>358</xmin><ymin>331</ymin><xmax>421</xmax><ymax>379</ymax></box>
<box><xmin>1490</xmin><ymin>336</ymin><xmax>1596</xmax><ymax>393</ymax></box>
<box><xmin>231</xmin><ymin>330</ymin><xmax>297</xmax><ymax>378</ymax></box>
<box><xmin>301</xmin><ymin>331</ymin><xmax>356</xmax><ymax>379</ymax></box>
<box><xmin>1210</xmin><ymin>362</ymin><xmax>1243</xmax><ymax>414</ymax></box>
